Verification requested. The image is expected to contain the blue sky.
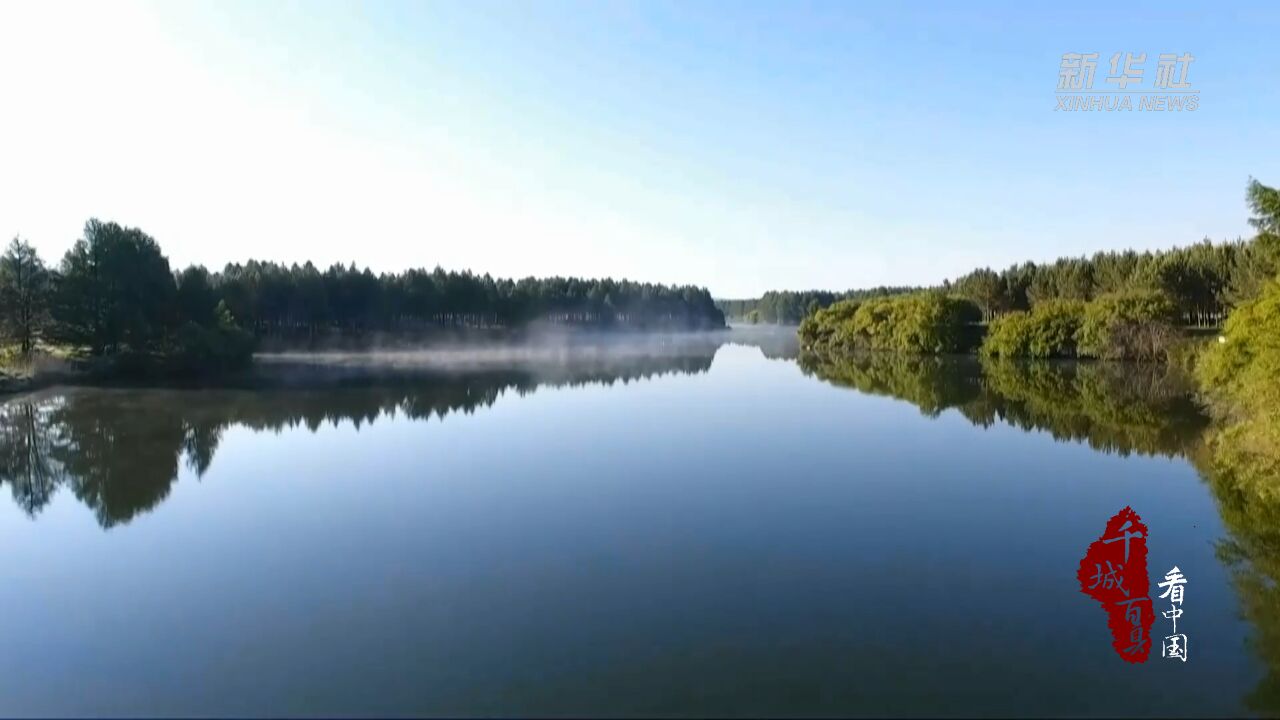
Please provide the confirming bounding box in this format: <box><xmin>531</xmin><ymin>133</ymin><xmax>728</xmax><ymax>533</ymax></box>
<box><xmin>0</xmin><ymin>0</ymin><xmax>1276</xmax><ymax>297</ymax></box>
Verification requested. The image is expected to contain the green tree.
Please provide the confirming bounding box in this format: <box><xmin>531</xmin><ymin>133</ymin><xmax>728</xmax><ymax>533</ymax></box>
<box><xmin>0</xmin><ymin>237</ymin><xmax>49</xmax><ymax>354</ymax></box>
<box><xmin>1247</xmin><ymin>177</ymin><xmax>1280</xmax><ymax>239</ymax></box>
<box><xmin>1077</xmin><ymin>291</ymin><xmax>1180</xmax><ymax>360</ymax></box>
<box><xmin>176</xmin><ymin>265</ymin><xmax>218</xmax><ymax>327</ymax></box>
<box><xmin>982</xmin><ymin>300</ymin><xmax>1086</xmax><ymax>358</ymax></box>
<box><xmin>954</xmin><ymin>268</ymin><xmax>1005</xmax><ymax>321</ymax></box>
<box><xmin>1239</xmin><ymin>178</ymin><xmax>1280</xmax><ymax>294</ymax></box>
<box><xmin>49</xmin><ymin>219</ymin><xmax>177</xmax><ymax>355</ymax></box>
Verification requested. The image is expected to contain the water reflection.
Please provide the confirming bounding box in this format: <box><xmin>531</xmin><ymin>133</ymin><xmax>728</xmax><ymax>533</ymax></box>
<box><xmin>1193</xmin><ymin>420</ymin><xmax>1280</xmax><ymax>714</ymax></box>
<box><xmin>801</xmin><ymin>349</ymin><xmax>1280</xmax><ymax>715</ymax></box>
<box><xmin>1</xmin><ymin>354</ymin><xmax>701</xmax><ymax>528</ymax></box>
<box><xmin>6</xmin><ymin>333</ymin><xmax>1280</xmax><ymax>714</ymax></box>
<box><xmin>0</xmin><ymin>331</ymin><xmax>800</xmax><ymax>528</ymax></box>
<box><xmin>799</xmin><ymin>352</ymin><xmax>1208</xmax><ymax>458</ymax></box>
<box><xmin>0</xmin><ymin>399</ymin><xmax>62</xmax><ymax>515</ymax></box>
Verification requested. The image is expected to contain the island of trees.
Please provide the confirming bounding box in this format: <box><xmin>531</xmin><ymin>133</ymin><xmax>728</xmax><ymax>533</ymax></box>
<box><xmin>0</xmin><ymin>219</ymin><xmax>726</xmax><ymax>381</ymax></box>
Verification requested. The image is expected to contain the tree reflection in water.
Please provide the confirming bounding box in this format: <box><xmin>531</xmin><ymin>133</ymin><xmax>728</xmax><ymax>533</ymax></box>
<box><xmin>800</xmin><ymin>352</ymin><xmax>1208</xmax><ymax>457</ymax></box>
<box><xmin>802</xmin><ymin>349</ymin><xmax>1280</xmax><ymax>715</ymax></box>
<box><xmin>0</xmin><ymin>332</ymin><xmax>767</xmax><ymax>527</ymax></box>
<box><xmin>5</xmin><ymin>335</ymin><xmax>1279</xmax><ymax>714</ymax></box>
<box><xmin>1193</xmin><ymin>412</ymin><xmax>1280</xmax><ymax>714</ymax></box>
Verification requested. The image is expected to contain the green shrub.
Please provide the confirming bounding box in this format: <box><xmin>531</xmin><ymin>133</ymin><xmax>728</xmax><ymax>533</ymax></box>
<box><xmin>798</xmin><ymin>299</ymin><xmax>860</xmax><ymax>349</ymax></box>
<box><xmin>1078</xmin><ymin>291</ymin><xmax>1180</xmax><ymax>360</ymax></box>
<box><xmin>981</xmin><ymin>311</ymin><xmax>1034</xmax><ymax>357</ymax></box>
<box><xmin>799</xmin><ymin>293</ymin><xmax>980</xmax><ymax>354</ymax></box>
<box><xmin>1197</xmin><ymin>278</ymin><xmax>1280</xmax><ymax>413</ymax></box>
<box><xmin>981</xmin><ymin>300</ymin><xmax>1086</xmax><ymax>358</ymax></box>
<box><xmin>169</xmin><ymin>321</ymin><xmax>255</xmax><ymax>375</ymax></box>
<box><xmin>167</xmin><ymin>302</ymin><xmax>255</xmax><ymax>375</ymax></box>
<box><xmin>1194</xmin><ymin>279</ymin><xmax>1280</xmax><ymax>525</ymax></box>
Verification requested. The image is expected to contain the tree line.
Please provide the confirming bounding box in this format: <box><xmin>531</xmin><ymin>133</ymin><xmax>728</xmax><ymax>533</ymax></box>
<box><xmin>799</xmin><ymin>179</ymin><xmax>1280</xmax><ymax>361</ymax></box>
<box><xmin>741</xmin><ymin>179</ymin><xmax>1280</xmax><ymax>332</ymax></box>
<box><xmin>0</xmin><ymin>219</ymin><xmax>727</xmax><ymax>369</ymax></box>
<box><xmin>209</xmin><ymin>260</ymin><xmax>724</xmax><ymax>336</ymax></box>
<box><xmin>717</xmin><ymin>287</ymin><xmax>917</xmax><ymax>325</ymax></box>
<box><xmin>946</xmin><ymin>230</ymin><xmax>1271</xmax><ymax>327</ymax></box>
<box><xmin>0</xmin><ymin>220</ymin><xmax>255</xmax><ymax>373</ymax></box>
<box><xmin>975</xmin><ymin>179</ymin><xmax>1279</xmax><ymax>359</ymax></box>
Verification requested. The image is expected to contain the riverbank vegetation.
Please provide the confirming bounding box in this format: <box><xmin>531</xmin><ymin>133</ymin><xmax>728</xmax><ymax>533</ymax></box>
<box><xmin>1193</xmin><ymin>275</ymin><xmax>1280</xmax><ymax>499</ymax></box>
<box><xmin>795</xmin><ymin>179</ymin><xmax>1280</xmax><ymax>710</ymax></box>
<box><xmin>980</xmin><ymin>290</ymin><xmax>1183</xmax><ymax>361</ymax></box>
<box><xmin>718</xmin><ymin>287</ymin><xmax>916</xmax><ymax>325</ymax></box>
<box><xmin>798</xmin><ymin>292</ymin><xmax>981</xmax><ymax>353</ymax></box>
<box><xmin>0</xmin><ymin>222</ymin><xmax>260</xmax><ymax>379</ymax></box>
<box><xmin>0</xmin><ymin>219</ymin><xmax>726</xmax><ymax>382</ymax></box>
<box><xmin>799</xmin><ymin>179</ymin><xmax>1280</xmax><ymax>363</ymax></box>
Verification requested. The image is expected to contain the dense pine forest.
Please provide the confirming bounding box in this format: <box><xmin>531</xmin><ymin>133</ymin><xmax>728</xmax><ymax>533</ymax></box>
<box><xmin>0</xmin><ymin>220</ymin><xmax>725</xmax><ymax>375</ymax></box>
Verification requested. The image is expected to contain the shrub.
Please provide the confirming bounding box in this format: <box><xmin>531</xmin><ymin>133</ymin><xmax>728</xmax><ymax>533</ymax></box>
<box><xmin>798</xmin><ymin>299</ymin><xmax>860</xmax><ymax>349</ymax></box>
<box><xmin>981</xmin><ymin>300</ymin><xmax>1086</xmax><ymax>358</ymax></box>
<box><xmin>1078</xmin><ymin>291</ymin><xmax>1180</xmax><ymax>360</ymax></box>
<box><xmin>801</xmin><ymin>293</ymin><xmax>980</xmax><ymax>354</ymax></box>
<box><xmin>167</xmin><ymin>302</ymin><xmax>255</xmax><ymax>375</ymax></box>
<box><xmin>1197</xmin><ymin>279</ymin><xmax>1280</xmax><ymax>412</ymax></box>
<box><xmin>981</xmin><ymin>311</ymin><xmax>1034</xmax><ymax>357</ymax></box>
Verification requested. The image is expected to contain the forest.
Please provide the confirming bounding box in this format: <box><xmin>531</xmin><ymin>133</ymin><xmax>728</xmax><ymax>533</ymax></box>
<box><xmin>797</xmin><ymin>179</ymin><xmax>1280</xmax><ymax>362</ymax></box>
<box><xmin>0</xmin><ymin>220</ymin><xmax>726</xmax><ymax>376</ymax></box>
<box><xmin>717</xmin><ymin>287</ymin><xmax>916</xmax><ymax>325</ymax></box>
<box><xmin>747</xmin><ymin>180</ymin><xmax>1279</xmax><ymax>334</ymax></box>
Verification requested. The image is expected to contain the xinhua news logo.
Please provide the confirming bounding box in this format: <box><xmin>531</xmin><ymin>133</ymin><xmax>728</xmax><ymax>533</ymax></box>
<box><xmin>1056</xmin><ymin>52</ymin><xmax>1198</xmax><ymax>112</ymax></box>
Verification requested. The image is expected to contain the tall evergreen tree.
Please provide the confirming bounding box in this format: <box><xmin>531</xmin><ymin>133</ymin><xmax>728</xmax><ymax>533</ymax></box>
<box><xmin>0</xmin><ymin>237</ymin><xmax>49</xmax><ymax>354</ymax></box>
<box><xmin>50</xmin><ymin>219</ymin><xmax>176</xmax><ymax>354</ymax></box>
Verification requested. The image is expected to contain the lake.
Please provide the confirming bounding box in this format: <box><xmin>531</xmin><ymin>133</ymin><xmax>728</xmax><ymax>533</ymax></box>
<box><xmin>0</xmin><ymin>327</ymin><xmax>1275</xmax><ymax>717</ymax></box>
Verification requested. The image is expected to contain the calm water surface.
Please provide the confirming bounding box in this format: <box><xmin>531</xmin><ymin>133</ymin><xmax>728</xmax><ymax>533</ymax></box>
<box><xmin>0</xmin><ymin>329</ymin><xmax>1274</xmax><ymax>717</ymax></box>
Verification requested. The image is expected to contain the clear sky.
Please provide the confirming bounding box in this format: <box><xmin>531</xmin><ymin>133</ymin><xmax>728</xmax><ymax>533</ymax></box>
<box><xmin>1</xmin><ymin>0</ymin><xmax>1277</xmax><ymax>298</ymax></box>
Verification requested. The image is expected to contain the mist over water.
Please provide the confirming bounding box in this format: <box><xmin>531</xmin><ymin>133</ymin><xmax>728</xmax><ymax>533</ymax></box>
<box><xmin>250</xmin><ymin>326</ymin><xmax>799</xmax><ymax>385</ymax></box>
